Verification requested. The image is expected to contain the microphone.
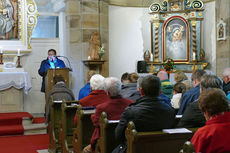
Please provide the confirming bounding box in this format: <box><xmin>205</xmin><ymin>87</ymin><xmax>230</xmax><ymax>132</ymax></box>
<box><xmin>56</xmin><ymin>55</ymin><xmax>73</xmax><ymax>72</ymax></box>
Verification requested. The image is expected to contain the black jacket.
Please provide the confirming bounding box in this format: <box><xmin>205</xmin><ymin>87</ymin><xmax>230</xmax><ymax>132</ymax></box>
<box><xmin>115</xmin><ymin>96</ymin><xmax>175</xmax><ymax>142</ymax></box>
<box><xmin>177</xmin><ymin>100</ymin><xmax>206</xmax><ymax>128</ymax></box>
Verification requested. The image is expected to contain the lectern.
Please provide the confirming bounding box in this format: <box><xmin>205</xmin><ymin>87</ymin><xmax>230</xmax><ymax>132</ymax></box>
<box><xmin>45</xmin><ymin>68</ymin><xmax>69</xmax><ymax>99</ymax></box>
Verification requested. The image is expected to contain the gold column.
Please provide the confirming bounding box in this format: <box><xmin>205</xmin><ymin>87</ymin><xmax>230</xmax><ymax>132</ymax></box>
<box><xmin>191</xmin><ymin>20</ymin><xmax>197</xmax><ymax>62</ymax></box>
<box><xmin>154</xmin><ymin>22</ymin><xmax>160</xmax><ymax>63</ymax></box>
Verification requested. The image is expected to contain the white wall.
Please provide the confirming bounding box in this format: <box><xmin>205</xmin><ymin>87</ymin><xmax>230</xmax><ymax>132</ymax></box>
<box><xmin>23</xmin><ymin>39</ymin><xmax>59</xmax><ymax>113</ymax></box>
<box><xmin>109</xmin><ymin>6</ymin><xmax>151</xmax><ymax>79</ymax></box>
<box><xmin>109</xmin><ymin>4</ymin><xmax>217</xmax><ymax>79</ymax></box>
<box><xmin>202</xmin><ymin>1</ymin><xmax>216</xmax><ymax>74</ymax></box>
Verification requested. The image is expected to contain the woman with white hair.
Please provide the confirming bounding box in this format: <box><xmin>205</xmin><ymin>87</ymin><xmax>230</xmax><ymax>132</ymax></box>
<box><xmin>74</xmin><ymin>74</ymin><xmax>110</xmax><ymax>125</ymax></box>
<box><xmin>83</xmin><ymin>77</ymin><xmax>133</xmax><ymax>153</ymax></box>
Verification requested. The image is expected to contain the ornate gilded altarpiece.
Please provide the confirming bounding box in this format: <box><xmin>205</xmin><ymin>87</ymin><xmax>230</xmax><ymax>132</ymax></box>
<box><xmin>149</xmin><ymin>0</ymin><xmax>208</xmax><ymax>72</ymax></box>
<box><xmin>0</xmin><ymin>0</ymin><xmax>38</xmax><ymax>53</ymax></box>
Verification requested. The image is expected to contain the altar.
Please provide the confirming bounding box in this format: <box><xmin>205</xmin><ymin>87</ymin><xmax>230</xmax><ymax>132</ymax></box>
<box><xmin>0</xmin><ymin>72</ymin><xmax>32</xmax><ymax>113</ymax></box>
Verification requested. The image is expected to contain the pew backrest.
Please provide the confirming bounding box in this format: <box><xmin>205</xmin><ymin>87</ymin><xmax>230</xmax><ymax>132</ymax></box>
<box><xmin>73</xmin><ymin>105</ymin><xmax>95</xmax><ymax>153</ymax></box>
<box><xmin>59</xmin><ymin>100</ymin><xmax>79</xmax><ymax>153</ymax></box>
<box><xmin>49</xmin><ymin>96</ymin><xmax>63</xmax><ymax>152</ymax></box>
<box><xmin>125</xmin><ymin>121</ymin><xmax>198</xmax><ymax>153</ymax></box>
<box><xmin>95</xmin><ymin>112</ymin><xmax>119</xmax><ymax>153</ymax></box>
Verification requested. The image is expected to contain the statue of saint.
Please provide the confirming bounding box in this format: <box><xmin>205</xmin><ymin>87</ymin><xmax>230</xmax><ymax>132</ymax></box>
<box><xmin>89</xmin><ymin>32</ymin><xmax>100</xmax><ymax>60</ymax></box>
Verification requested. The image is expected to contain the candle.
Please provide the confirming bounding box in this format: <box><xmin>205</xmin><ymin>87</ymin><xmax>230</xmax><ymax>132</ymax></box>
<box><xmin>17</xmin><ymin>49</ymin><xmax>20</xmax><ymax>56</ymax></box>
<box><xmin>0</xmin><ymin>48</ymin><xmax>2</xmax><ymax>54</ymax></box>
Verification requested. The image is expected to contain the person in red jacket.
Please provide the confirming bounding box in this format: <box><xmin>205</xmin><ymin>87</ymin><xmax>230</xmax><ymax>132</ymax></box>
<box><xmin>74</xmin><ymin>74</ymin><xmax>110</xmax><ymax>125</ymax></box>
<box><xmin>191</xmin><ymin>88</ymin><xmax>230</xmax><ymax>153</ymax></box>
<box><xmin>83</xmin><ymin>77</ymin><xmax>133</xmax><ymax>153</ymax></box>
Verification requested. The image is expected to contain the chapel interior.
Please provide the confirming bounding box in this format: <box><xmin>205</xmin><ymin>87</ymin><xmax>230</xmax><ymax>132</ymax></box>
<box><xmin>0</xmin><ymin>0</ymin><xmax>229</xmax><ymax>151</ymax></box>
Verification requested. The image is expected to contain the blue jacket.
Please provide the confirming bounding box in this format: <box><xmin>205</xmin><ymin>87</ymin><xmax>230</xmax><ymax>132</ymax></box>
<box><xmin>177</xmin><ymin>84</ymin><xmax>200</xmax><ymax>115</ymax></box>
<box><xmin>38</xmin><ymin>58</ymin><xmax>66</xmax><ymax>92</ymax></box>
<box><xmin>78</xmin><ymin>83</ymin><xmax>91</xmax><ymax>100</ymax></box>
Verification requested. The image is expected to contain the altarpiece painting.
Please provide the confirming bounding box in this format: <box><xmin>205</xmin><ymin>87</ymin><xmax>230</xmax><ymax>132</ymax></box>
<box><xmin>149</xmin><ymin>0</ymin><xmax>208</xmax><ymax>71</ymax></box>
<box><xmin>0</xmin><ymin>0</ymin><xmax>38</xmax><ymax>52</ymax></box>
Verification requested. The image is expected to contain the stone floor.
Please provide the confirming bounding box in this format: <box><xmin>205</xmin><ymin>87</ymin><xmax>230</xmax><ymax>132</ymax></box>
<box><xmin>37</xmin><ymin>149</ymin><xmax>49</xmax><ymax>153</ymax></box>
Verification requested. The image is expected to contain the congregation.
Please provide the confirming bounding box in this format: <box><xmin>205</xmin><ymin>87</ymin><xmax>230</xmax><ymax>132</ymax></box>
<box><xmin>47</xmin><ymin>68</ymin><xmax>230</xmax><ymax>153</ymax></box>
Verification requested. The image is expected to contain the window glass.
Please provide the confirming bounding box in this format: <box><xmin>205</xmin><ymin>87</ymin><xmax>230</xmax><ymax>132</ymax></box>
<box><xmin>32</xmin><ymin>16</ymin><xmax>59</xmax><ymax>38</ymax></box>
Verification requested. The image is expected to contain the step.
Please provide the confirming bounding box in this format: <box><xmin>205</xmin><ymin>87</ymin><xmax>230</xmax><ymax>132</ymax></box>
<box><xmin>24</xmin><ymin>123</ymin><xmax>47</xmax><ymax>135</ymax></box>
<box><xmin>22</xmin><ymin>117</ymin><xmax>33</xmax><ymax>126</ymax></box>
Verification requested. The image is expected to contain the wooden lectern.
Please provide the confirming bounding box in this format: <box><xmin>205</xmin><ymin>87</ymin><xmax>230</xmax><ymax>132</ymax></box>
<box><xmin>45</xmin><ymin>68</ymin><xmax>69</xmax><ymax>100</ymax></box>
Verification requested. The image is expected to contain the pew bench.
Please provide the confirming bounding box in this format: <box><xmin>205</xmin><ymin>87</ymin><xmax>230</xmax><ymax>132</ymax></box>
<box><xmin>95</xmin><ymin>112</ymin><xmax>120</xmax><ymax>153</ymax></box>
<box><xmin>59</xmin><ymin>100</ymin><xmax>79</xmax><ymax>153</ymax></box>
<box><xmin>49</xmin><ymin>97</ymin><xmax>63</xmax><ymax>153</ymax></box>
<box><xmin>73</xmin><ymin>105</ymin><xmax>95</xmax><ymax>153</ymax></box>
<box><xmin>125</xmin><ymin>121</ymin><xmax>198</xmax><ymax>153</ymax></box>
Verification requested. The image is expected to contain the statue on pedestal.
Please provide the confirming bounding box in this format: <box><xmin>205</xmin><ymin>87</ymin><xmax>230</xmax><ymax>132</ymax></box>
<box><xmin>89</xmin><ymin>32</ymin><xmax>100</xmax><ymax>60</ymax></box>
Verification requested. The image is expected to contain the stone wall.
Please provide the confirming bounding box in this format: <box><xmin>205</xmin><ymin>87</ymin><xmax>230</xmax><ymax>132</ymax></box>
<box><xmin>216</xmin><ymin>0</ymin><xmax>230</xmax><ymax>76</ymax></box>
<box><xmin>66</xmin><ymin>0</ymin><xmax>109</xmax><ymax>83</ymax></box>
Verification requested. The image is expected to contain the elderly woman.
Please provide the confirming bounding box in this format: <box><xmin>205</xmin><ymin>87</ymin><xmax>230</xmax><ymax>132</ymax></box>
<box><xmin>191</xmin><ymin>88</ymin><xmax>230</xmax><ymax>153</ymax></box>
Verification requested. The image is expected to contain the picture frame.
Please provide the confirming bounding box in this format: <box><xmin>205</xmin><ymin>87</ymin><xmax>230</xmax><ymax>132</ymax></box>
<box><xmin>0</xmin><ymin>0</ymin><xmax>38</xmax><ymax>52</ymax></box>
<box><xmin>163</xmin><ymin>16</ymin><xmax>190</xmax><ymax>63</ymax></box>
<box><xmin>217</xmin><ymin>19</ymin><xmax>226</xmax><ymax>41</ymax></box>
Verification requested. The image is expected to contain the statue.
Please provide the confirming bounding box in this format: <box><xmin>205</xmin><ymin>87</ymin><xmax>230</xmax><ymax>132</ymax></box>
<box><xmin>89</xmin><ymin>32</ymin><xmax>100</xmax><ymax>60</ymax></box>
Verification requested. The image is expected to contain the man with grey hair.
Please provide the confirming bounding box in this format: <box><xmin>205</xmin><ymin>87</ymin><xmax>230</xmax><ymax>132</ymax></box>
<box><xmin>222</xmin><ymin>67</ymin><xmax>230</xmax><ymax>95</ymax></box>
<box><xmin>177</xmin><ymin>74</ymin><xmax>223</xmax><ymax>128</ymax></box>
<box><xmin>83</xmin><ymin>77</ymin><xmax>133</xmax><ymax>153</ymax></box>
<box><xmin>113</xmin><ymin>75</ymin><xmax>175</xmax><ymax>153</ymax></box>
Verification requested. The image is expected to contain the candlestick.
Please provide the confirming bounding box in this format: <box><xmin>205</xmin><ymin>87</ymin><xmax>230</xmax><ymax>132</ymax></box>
<box><xmin>17</xmin><ymin>56</ymin><xmax>22</xmax><ymax>68</ymax></box>
<box><xmin>17</xmin><ymin>49</ymin><xmax>20</xmax><ymax>56</ymax></box>
<box><xmin>0</xmin><ymin>53</ymin><xmax>3</xmax><ymax>65</ymax></box>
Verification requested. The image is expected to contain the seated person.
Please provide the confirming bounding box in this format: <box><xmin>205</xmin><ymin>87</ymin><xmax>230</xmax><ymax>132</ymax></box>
<box><xmin>121</xmin><ymin>72</ymin><xmax>129</xmax><ymax>85</ymax></box>
<box><xmin>177</xmin><ymin>74</ymin><xmax>223</xmax><ymax>128</ymax></box>
<box><xmin>191</xmin><ymin>88</ymin><xmax>230</xmax><ymax>153</ymax></box>
<box><xmin>78</xmin><ymin>70</ymin><xmax>96</xmax><ymax>100</ymax></box>
<box><xmin>38</xmin><ymin>49</ymin><xmax>66</xmax><ymax>92</ymax></box>
<box><xmin>121</xmin><ymin>72</ymin><xmax>139</xmax><ymax>100</ymax></box>
<box><xmin>171</xmin><ymin>82</ymin><xmax>186</xmax><ymax>109</ymax></box>
<box><xmin>222</xmin><ymin>67</ymin><xmax>230</xmax><ymax>95</ymax></box>
<box><xmin>114</xmin><ymin>75</ymin><xmax>175</xmax><ymax>153</ymax></box>
<box><xmin>46</xmin><ymin>75</ymin><xmax>75</xmax><ymax>124</ymax></box>
<box><xmin>174</xmin><ymin>71</ymin><xmax>192</xmax><ymax>91</ymax></box>
<box><xmin>157</xmin><ymin>70</ymin><xmax>173</xmax><ymax>99</ymax></box>
<box><xmin>83</xmin><ymin>77</ymin><xmax>133</xmax><ymax>153</ymax></box>
<box><xmin>178</xmin><ymin>69</ymin><xmax>206</xmax><ymax>115</ymax></box>
<box><xmin>74</xmin><ymin>74</ymin><xmax>110</xmax><ymax>125</ymax></box>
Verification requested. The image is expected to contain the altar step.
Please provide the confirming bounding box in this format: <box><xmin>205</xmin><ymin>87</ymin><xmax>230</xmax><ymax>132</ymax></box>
<box><xmin>23</xmin><ymin>113</ymin><xmax>47</xmax><ymax>135</ymax></box>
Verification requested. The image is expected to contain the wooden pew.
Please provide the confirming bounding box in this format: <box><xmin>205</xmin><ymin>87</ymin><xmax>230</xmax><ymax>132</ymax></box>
<box><xmin>125</xmin><ymin>121</ymin><xmax>198</xmax><ymax>153</ymax></box>
<box><xmin>59</xmin><ymin>100</ymin><xmax>79</xmax><ymax>153</ymax></box>
<box><xmin>48</xmin><ymin>96</ymin><xmax>63</xmax><ymax>153</ymax></box>
<box><xmin>95</xmin><ymin>112</ymin><xmax>120</xmax><ymax>153</ymax></box>
<box><xmin>179</xmin><ymin>141</ymin><xmax>195</xmax><ymax>153</ymax></box>
<box><xmin>73</xmin><ymin>105</ymin><xmax>95</xmax><ymax>153</ymax></box>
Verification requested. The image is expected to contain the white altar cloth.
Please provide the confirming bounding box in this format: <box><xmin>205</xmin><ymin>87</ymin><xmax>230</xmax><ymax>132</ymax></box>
<box><xmin>0</xmin><ymin>72</ymin><xmax>32</xmax><ymax>94</ymax></box>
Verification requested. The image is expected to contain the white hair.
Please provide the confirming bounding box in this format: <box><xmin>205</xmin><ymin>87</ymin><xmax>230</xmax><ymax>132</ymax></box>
<box><xmin>223</xmin><ymin>68</ymin><xmax>230</xmax><ymax>77</ymax></box>
<box><xmin>104</xmin><ymin>77</ymin><xmax>121</xmax><ymax>97</ymax></box>
<box><xmin>157</xmin><ymin>70</ymin><xmax>168</xmax><ymax>81</ymax></box>
<box><xmin>90</xmin><ymin>74</ymin><xmax>105</xmax><ymax>90</ymax></box>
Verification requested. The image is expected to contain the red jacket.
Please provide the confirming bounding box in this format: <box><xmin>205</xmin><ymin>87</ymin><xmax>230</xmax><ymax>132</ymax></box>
<box><xmin>74</xmin><ymin>90</ymin><xmax>110</xmax><ymax>125</ymax></box>
<box><xmin>90</xmin><ymin>96</ymin><xmax>133</xmax><ymax>151</ymax></box>
<box><xmin>191</xmin><ymin>112</ymin><xmax>230</xmax><ymax>153</ymax></box>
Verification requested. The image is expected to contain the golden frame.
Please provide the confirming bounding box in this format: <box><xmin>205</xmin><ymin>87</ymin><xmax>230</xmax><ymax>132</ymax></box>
<box><xmin>0</xmin><ymin>0</ymin><xmax>39</xmax><ymax>53</ymax></box>
<box><xmin>163</xmin><ymin>16</ymin><xmax>190</xmax><ymax>63</ymax></box>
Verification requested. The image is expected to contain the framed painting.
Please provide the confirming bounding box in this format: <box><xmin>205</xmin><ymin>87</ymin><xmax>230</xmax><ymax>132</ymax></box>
<box><xmin>0</xmin><ymin>0</ymin><xmax>38</xmax><ymax>52</ymax></box>
<box><xmin>163</xmin><ymin>16</ymin><xmax>189</xmax><ymax>63</ymax></box>
<box><xmin>217</xmin><ymin>20</ymin><xmax>226</xmax><ymax>41</ymax></box>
